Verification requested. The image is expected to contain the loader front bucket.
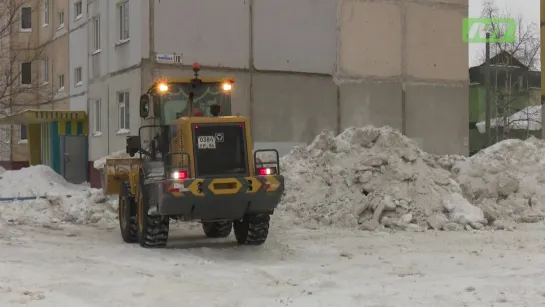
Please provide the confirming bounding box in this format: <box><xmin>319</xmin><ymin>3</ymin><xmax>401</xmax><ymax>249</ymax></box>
<box><xmin>103</xmin><ymin>157</ymin><xmax>141</xmax><ymax>195</ymax></box>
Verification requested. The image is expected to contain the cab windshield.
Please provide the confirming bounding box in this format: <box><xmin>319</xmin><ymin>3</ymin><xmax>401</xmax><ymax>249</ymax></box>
<box><xmin>160</xmin><ymin>82</ymin><xmax>231</xmax><ymax>124</ymax></box>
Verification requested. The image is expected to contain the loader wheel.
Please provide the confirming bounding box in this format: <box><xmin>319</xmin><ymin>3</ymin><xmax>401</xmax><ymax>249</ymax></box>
<box><xmin>118</xmin><ymin>181</ymin><xmax>137</xmax><ymax>243</ymax></box>
<box><xmin>136</xmin><ymin>187</ymin><xmax>169</xmax><ymax>248</ymax></box>
<box><xmin>233</xmin><ymin>214</ymin><xmax>270</xmax><ymax>245</ymax></box>
<box><xmin>202</xmin><ymin>220</ymin><xmax>232</xmax><ymax>238</ymax></box>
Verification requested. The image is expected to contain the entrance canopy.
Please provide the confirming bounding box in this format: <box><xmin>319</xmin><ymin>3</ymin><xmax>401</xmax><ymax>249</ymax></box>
<box><xmin>0</xmin><ymin>109</ymin><xmax>88</xmax><ymax>136</ymax></box>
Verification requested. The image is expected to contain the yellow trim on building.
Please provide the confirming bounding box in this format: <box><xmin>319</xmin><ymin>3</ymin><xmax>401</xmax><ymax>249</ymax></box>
<box><xmin>0</xmin><ymin>109</ymin><xmax>88</xmax><ymax>136</ymax></box>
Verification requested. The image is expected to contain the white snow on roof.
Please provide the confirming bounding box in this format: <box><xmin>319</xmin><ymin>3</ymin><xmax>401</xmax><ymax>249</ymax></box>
<box><xmin>476</xmin><ymin>105</ymin><xmax>542</xmax><ymax>133</ymax></box>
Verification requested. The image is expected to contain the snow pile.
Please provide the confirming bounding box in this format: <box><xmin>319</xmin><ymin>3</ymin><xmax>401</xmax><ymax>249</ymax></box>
<box><xmin>93</xmin><ymin>150</ymin><xmax>130</xmax><ymax>169</ymax></box>
<box><xmin>279</xmin><ymin>126</ymin><xmax>486</xmax><ymax>231</ymax></box>
<box><xmin>0</xmin><ymin>165</ymin><xmax>118</xmax><ymax>227</ymax></box>
<box><xmin>452</xmin><ymin>137</ymin><xmax>545</xmax><ymax>226</ymax></box>
<box><xmin>0</xmin><ymin>165</ymin><xmax>88</xmax><ymax>197</ymax></box>
<box><xmin>424</xmin><ymin>153</ymin><xmax>467</xmax><ymax>172</ymax></box>
<box><xmin>0</xmin><ymin>165</ymin><xmax>6</xmax><ymax>175</ymax></box>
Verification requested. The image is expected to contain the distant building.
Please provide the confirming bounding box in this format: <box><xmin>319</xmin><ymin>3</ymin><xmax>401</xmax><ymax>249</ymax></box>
<box><xmin>0</xmin><ymin>0</ymin><xmax>86</xmax><ymax>182</ymax></box>
<box><xmin>468</xmin><ymin>51</ymin><xmax>541</xmax><ymax>154</ymax></box>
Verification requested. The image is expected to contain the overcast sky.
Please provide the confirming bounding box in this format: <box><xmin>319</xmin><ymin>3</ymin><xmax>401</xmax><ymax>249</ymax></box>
<box><xmin>468</xmin><ymin>0</ymin><xmax>539</xmax><ymax>66</ymax></box>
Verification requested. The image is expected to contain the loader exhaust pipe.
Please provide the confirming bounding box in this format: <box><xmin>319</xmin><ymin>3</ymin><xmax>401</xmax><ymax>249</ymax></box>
<box><xmin>188</xmin><ymin>62</ymin><xmax>201</xmax><ymax>117</ymax></box>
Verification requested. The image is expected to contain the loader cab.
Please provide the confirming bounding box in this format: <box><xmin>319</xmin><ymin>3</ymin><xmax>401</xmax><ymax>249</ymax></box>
<box><xmin>139</xmin><ymin>78</ymin><xmax>234</xmax><ymax>124</ymax></box>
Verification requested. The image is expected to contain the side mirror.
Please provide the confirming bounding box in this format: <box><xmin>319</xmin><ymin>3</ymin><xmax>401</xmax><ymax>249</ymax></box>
<box><xmin>139</xmin><ymin>95</ymin><xmax>150</xmax><ymax>118</ymax></box>
<box><xmin>126</xmin><ymin>135</ymin><xmax>141</xmax><ymax>157</ymax></box>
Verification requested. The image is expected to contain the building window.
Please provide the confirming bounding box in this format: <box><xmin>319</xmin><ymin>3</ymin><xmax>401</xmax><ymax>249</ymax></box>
<box><xmin>20</xmin><ymin>125</ymin><xmax>27</xmax><ymax>140</ymax></box>
<box><xmin>21</xmin><ymin>7</ymin><xmax>31</xmax><ymax>31</ymax></box>
<box><xmin>20</xmin><ymin>62</ymin><xmax>31</xmax><ymax>85</ymax></box>
<box><xmin>74</xmin><ymin>67</ymin><xmax>82</xmax><ymax>86</ymax></box>
<box><xmin>58</xmin><ymin>74</ymin><xmax>64</xmax><ymax>91</ymax></box>
<box><xmin>117</xmin><ymin>1</ymin><xmax>129</xmax><ymax>41</ymax></box>
<box><xmin>92</xmin><ymin>99</ymin><xmax>101</xmax><ymax>133</ymax></box>
<box><xmin>58</xmin><ymin>11</ymin><xmax>64</xmax><ymax>29</ymax></box>
<box><xmin>43</xmin><ymin>0</ymin><xmax>49</xmax><ymax>25</ymax></box>
<box><xmin>74</xmin><ymin>1</ymin><xmax>83</xmax><ymax>19</ymax></box>
<box><xmin>92</xmin><ymin>17</ymin><xmax>100</xmax><ymax>51</ymax></box>
<box><xmin>118</xmin><ymin>92</ymin><xmax>129</xmax><ymax>130</ymax></box>
<box><xmin>42</xmin><ymin>57</ymin><xmax>49</xmax><ymax>83</ymax></box>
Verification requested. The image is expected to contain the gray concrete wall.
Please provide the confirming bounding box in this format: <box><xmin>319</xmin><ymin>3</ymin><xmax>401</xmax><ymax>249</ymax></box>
<box><xmin>252</xmin><ymin>0</ymin><xmax>337</xmax><ymax>74</ymax></box>
<box><xmin>337</xmin><ymin>0</ymin><xmax>469</xmax><ymax>155</ymax></box>
<box><xmin>153</xmin><ymin>0</ymin><xmax>249</xmax><ymax>68</ymax></box>
<box><xmin>106</xmin><ymin>0</ymin><xmax>144</xmax><ymax>73</ymax></box>
<box><xmin>87</xmin><ymin>0</ymin><xmax>469</xmax><ymax>160</ymax></box>
<box><xmin>251</xmin><ymin>73</ymin><xmax>337</xmax><ymax>142</ymax></box>
<box><xmin>68</xmin><ymin>26</ymin><xmax>87</xmax><ymax>98</ymax></box>
<box><xmin>87</xmin><ymin>68</ymin><xmax>142</xmax><ymax>161</ymax></box>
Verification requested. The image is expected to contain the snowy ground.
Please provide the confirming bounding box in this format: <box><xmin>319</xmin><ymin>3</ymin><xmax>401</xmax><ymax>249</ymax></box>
<box><xmin>3</xmin><ymin>128</ymin><xmax>545</xmax><ymax>306</ymax></box>
<box><xmin>2</xmin><ymin>221</ymin><xmax>545</xmax><ymax>307</ymax></box>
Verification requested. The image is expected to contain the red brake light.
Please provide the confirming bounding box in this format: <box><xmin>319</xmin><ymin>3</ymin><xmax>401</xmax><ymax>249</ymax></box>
<box><xmin>171</xmin><ymin>170</ymin><xmax>188</xmax><ymax>180</ymax></box>
<box><xmin>258</xmin><ymin>167</ymin><xmax>274</xmax><ymax>175</ymax></box>
<box><xmin>195</xmin><ymin>125</ymin><xmax>199</xmax><ymax>129</ymax></box>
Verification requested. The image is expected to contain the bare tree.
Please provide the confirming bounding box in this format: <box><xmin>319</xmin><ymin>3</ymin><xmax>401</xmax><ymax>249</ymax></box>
<box><xmin>476</xmin><ymin>1</ymin><xmax>541</xmax><ymax>142</ymax></box>
<box><xmin>0</xmin><ymin>0</ymin><xmax>57</xmax><ymax>161</ymax></box>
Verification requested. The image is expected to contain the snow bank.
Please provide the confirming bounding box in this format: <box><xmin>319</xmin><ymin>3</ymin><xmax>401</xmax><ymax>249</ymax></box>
<box><xmin>93</xmin><ymin>150</ymin><xmax>130</xmax><ymax>169</ymax></box>
<box><xmin>279</xmin><ymin>126</ymin><xmax>487</xmax><ymax>231</ymax></box>
<box><xmin>0</xmin><ymin>165</ymin><xmax>88</xmax><ymax>197</ymax></box>
<box><xmin>0</xmin><ymin>165</ymin><xmax>117</xmax><ymax>227</ymax></box>
<box><xmin>452</xmin><ymin>137</ymin><xmax>545</xmax><ymax>226</ymax></box>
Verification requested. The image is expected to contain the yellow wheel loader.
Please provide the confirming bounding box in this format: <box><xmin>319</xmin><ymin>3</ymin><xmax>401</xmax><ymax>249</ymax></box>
<box><xmin>104</xmin><ymin>63</ymin><xmax>284</xmax><ymax>248</ymax></box>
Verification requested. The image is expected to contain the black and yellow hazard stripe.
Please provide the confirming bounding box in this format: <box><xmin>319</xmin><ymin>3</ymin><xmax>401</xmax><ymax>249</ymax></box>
<box><xmin>166</xmin><ymin>175</ymin><xmax>284</xmax><ymax>197</ymax></box>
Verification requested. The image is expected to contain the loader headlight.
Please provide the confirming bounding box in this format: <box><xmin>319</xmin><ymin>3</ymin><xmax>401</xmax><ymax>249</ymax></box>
<box><xmin>222</xmin><ymin>82</ymin><xmax>232</xmax><ymax>91</ymax></box>
<box><xmin>170</xmin><ymin>170</ymin><xmax>188</xmax><ymax>180</ymax></box>
<box><xmin>158</xmin><ymin>83</ymin><xmax>169</xmax><ymax>92</ymax></box>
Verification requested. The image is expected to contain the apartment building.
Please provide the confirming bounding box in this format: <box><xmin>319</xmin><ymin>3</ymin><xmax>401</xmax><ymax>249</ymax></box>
<box><xmin>0</xmin><ymin>0</ymin><xmax>42</xmax><ymax>170</ymax></box>
<box><xmin>0</xmin><ymin>0</ymin><xmax>88</xmax><ymax>184</ymax></box>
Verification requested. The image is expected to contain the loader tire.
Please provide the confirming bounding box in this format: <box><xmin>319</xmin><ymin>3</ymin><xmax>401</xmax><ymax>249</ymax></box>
<box><xmin>233</xmin><ymin>214</ymin><xmax>270</xmax><ymax>245</ymax></box>
<box><xmin>202</xmin><ymin>220</ymin><xmax>232</xmax><ymax>238</ymax></box>
<box><xmin>118</xmin><ymin>181</ymin><xmax>137</xmax><ymax>243</ymax></box>
<box><xmin>136</xmin><ymin>187</ymin><xmax>169</xmax><ymax>248</ymax></box>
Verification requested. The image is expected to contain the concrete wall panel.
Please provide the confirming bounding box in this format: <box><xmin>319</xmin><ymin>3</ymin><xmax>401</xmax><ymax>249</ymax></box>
<box><xmin>70</xmin><ymin>95</ymin><xmax>87</xmax><ymax>111</ymax></box>
<box><xmin>50</xmin><ymin>35</ymin><xmax>69</xmax><ymax>99</ymax></box>
<box><xmin>406</xmin><ymin>3</ymin><xmax>467</xmax><ymax>80</ymax></box>
<box><xmin>154</xmin><ymin>0</ymin><xmax>249</xmax><ymax>68</ymax></box>
<box><xmin>88</xmin><ymin>79</ymin><xmax>108</xmax><ymax>161</ymax></box>
<box><xmin>69</xmin><ymin>27</ymin><xmax>87</xmax><ymax>96</ymax></box>
<box><xmin>107</xmin><ymin>0</ymin><xmax>143</xmax><ymax>73</ymax></box>
<box><xmin>339</xmin><ymin>1</ymin><xmax>402</xmax><ymax>77</ymax></box>
<box><xmin>87</xmin><ymin>69</ymin><xmax>142</xmax><ymax>161</ymax></box>
<box><xmin>253</xmin><ymin>0</ymin><xmax>337</xmax><ymax>74</ymax></box>
<box><xmin>252</xmin><ymin>73</ymin><xmax>337</xmax><ymax>143</ymax></box>
<box><xmin>404</xmin><ymin>84</ymin><xmax>469</xmax><ymax>155</ymax></box>
<box><xmin>339</xmin><ymin>81</ymin><xmax>403</xmax><ymax>131</ymax></box>
<box><xmin>69</xmin><ymin>0</ymin><xmax>87</xmax><ymax>30</ymax></box>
